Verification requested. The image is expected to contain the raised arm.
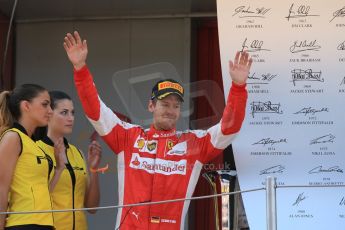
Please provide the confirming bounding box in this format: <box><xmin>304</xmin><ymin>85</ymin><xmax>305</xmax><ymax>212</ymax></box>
<box><xmin>201</xmin><ymin>51</ymin><xmax>252</xmax><ymax>162</ymax></box>
<box><xmin>63</xmin><ymin>31</ymin><xmax>135</xmax><ymax>154</ymax></box>
<box><xmin>63</xmin><ymin>31</ymin><xmax>101</xmax><ymax>121</ymax></box>
<box><xmin>220</xmin><ymin>51</ymin><xmax>252</xmax><ymax>133</ymax></box>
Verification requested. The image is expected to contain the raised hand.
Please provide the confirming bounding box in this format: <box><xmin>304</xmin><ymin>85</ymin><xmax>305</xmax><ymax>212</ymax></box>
<box><xmin>63</xmin><ymin>31</ymin><xmax>88</xmax><ymax>70</ymax></box>
<box><xmin>88</xmin><ymin>140</ymin><xmax>102</xmax><ymax>171</ymax></box>
<box><xmin>229</xmin><ymin>51</ymin><xmax>252</xmax><ymax>85</ymax></box>
<box><xmin>54</xmin><ymin>137</ymin><xmax>67</xmax><ymax>171</ymax></box>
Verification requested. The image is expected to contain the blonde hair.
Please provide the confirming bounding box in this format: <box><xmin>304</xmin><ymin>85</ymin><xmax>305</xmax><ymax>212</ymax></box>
<box><xmin>0</xmin><ymin>91</ymin><xmax>13</xmax><ymax>135</ymax></box>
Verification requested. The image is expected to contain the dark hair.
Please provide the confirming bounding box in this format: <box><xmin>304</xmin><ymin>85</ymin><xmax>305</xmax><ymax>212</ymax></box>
<box><xmin>49</xmin><ymin>91</ymin><xmax>72</xmax><ymax>109</ymax></box>
<box><xmin>0</xmin><ymin>84</ymin><xmax>47</xmax><ymax>135</ymax></box>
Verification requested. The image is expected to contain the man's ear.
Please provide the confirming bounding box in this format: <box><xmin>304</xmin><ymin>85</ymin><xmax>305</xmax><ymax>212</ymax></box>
<box><xmin>148</xmin><ymin>100</ymin><xmax>155</xmax><ymax>112</ymax></box>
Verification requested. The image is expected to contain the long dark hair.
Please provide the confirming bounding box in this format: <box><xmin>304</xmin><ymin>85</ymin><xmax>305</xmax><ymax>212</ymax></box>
<box><xmin>0</xmin><ymin>84</ymin><xmax>47</xmax><ymax>135</ymax></box>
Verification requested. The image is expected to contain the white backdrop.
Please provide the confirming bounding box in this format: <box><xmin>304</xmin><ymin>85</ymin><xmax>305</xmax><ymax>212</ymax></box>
<box><xmin>217</xmin><ymin>0</ymin><xmax>345</xmax><ymax>229</ymax></box>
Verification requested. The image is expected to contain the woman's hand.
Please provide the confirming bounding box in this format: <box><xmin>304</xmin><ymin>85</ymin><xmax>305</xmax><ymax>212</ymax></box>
<box><xmin>88</xmin><ymin>140</ymin><xmax>102</xmax><ymax>171</ymax></box>
<box><xmin>54</xmin><ymin>138</ymin><xmax>67</xmax><ymax>170</ymax></box>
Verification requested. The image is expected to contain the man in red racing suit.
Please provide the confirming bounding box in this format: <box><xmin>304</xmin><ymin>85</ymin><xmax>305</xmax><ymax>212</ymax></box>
<box><xmin>63</xmin><ymin>31</ymin><xmax>252</xmax><ymax>230</ymax></box>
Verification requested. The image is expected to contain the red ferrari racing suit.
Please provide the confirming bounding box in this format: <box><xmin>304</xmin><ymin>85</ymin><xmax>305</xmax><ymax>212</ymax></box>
<box><xmin>74</xmin><ymin>66</ymin><xmax>247</xmax><ymax>230</ymax></box>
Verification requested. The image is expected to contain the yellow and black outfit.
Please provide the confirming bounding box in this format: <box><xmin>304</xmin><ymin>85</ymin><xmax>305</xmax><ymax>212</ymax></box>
<box><xmin>36</xmin><ymin>137</ymin><xmax>88</xmax><ymax>230</ymax></box>
<box><xmin>2</xmin><ymin>123</ymin><xmax>54</xmax><ymax>230</ymax></box>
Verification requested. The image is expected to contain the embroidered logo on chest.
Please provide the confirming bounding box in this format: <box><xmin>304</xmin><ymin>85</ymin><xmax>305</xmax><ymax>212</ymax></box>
<box><xmin>166</xmin><ymin>141</ymin><xmax>187</xmax><ymax>156</ymax></box>
<box><xmin>147</xmin><ymin>142</ymin><xmax>157</xmax><ymax>151</ymax></box>
<box><xmin>133</xmin><ymin>136</ymin><xmax>158</xmax><ymax>154</ymax></box>
<box><xmin>166</xmin><ymin>139</ymin><xmax>174</xmax><ymax>150</ymax></box>
<box><xmin>136</xmin><ymin>138</ymin><xmax>145</xmax><ymax>150</ymax></box>
<box><xmin>129</xmin><ymin>153</ymin><xmax>187</xmax><ymax>175</ymax></box>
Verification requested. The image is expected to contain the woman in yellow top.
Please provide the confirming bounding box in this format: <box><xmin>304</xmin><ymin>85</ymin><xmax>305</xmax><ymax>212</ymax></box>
<box><xmin>0</xmin><ymin>84</ymin><xmax>54</xmax><ymax>230</ymax></box>
<box><xmin>36</xmin><ymin>90</ymin><xmax>101</xmax><ymax>230</ymax></box>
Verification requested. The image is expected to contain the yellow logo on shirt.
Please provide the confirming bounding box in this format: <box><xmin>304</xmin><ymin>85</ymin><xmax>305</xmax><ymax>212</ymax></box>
<box><xmin>166</xmin><ymin>139</ymin><xmax>174</xmax><ymax>150</ymax></box>
<box><xmin>147</xmin><ymin>142</ymin><xmax>157</xmax><ymax>151</ymax></box>
<box><xmin>136</xmin><ymin>138</ymin><xmax>145</xmax><ymax>149</ymax></box>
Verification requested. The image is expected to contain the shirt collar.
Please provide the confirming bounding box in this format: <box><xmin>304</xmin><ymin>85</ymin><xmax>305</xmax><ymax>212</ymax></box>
<box><xmin>41</xmin><ymin>135</ymin><xmax>70</xmax><ymax>149</ymax></box>
<box><xmin>147</xmin><ymin>124</ymin><xmax>176</xmax><ymax>138</ymax></box>
<box><xmin>13</xmin><ymin>122</ymin><xmax>29</xmax><ymax>136</ymax></box>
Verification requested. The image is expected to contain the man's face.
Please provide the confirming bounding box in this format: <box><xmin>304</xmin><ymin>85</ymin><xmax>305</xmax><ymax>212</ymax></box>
<box><xmin>148</xmin><ymin>94</ymin><xmax>181</xmax><ymax>131</ymax></box>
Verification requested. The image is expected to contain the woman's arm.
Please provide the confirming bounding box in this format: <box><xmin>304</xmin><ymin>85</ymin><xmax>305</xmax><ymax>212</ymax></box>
<box><xmin>0</xmin><ymin>132</ymin><xmax>21</xmax><ymax>229</ymax></box>
<box><xmin>49</xmin><ymin>138</ymin><xmax>67</xmax><ymax>191</ymax></box>
<box><xmin>84</xmin><ymin>141</ymin><xmax>101</xmax><ymax>214</ymax></box>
